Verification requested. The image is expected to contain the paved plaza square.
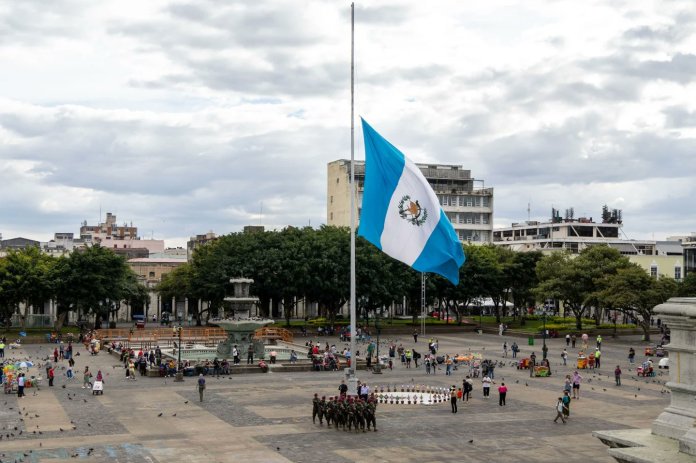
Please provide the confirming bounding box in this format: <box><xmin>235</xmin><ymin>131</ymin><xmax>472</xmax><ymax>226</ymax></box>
<box><xmin>0</xmin><ymin>331</ymin><xmax>669</xmax><ymax>462</ymax></box>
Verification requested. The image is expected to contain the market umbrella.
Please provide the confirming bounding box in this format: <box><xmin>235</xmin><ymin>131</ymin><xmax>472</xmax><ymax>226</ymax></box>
<box><xmin>18</xmin><ymin>332</ymin><xmax>26</xmax><ymax>337</ymax></box>
<box><xmin>15</xmin><ymin>361</ymin><xmax>32</xmax><ymax>369</ymax></box>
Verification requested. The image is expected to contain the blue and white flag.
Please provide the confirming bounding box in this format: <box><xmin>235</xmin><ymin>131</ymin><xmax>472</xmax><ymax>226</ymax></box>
<box><xmin>358</xmin><ymin>118</ymin><xmax>466</xmax><ymax>285</ymax></box>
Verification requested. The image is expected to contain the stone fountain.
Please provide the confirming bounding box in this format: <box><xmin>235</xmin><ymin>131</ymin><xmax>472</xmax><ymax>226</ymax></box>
<box><xmin>212</xmin><ymin>278</ymin><xmax>274</xmax><ymax>361</ymax></box>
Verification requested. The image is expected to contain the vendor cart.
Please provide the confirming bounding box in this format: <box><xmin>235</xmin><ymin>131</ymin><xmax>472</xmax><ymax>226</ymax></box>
<box><xmin>577</xmin><ymin>355</ymin><xmax>588</xmax><ymax>369</ymax></box>
<box><xmin>3</xmin><ymin>379</ymin><xmax>17</xmax><ymax>394</ymax></box>
<box><xmin>534</xmin><ymin>366</ymin><xmax>550</xmax><ymax>377</ymax></box>
<box><xmin>92</xmin><ymin>380</ymin><xmax>104</xmax><ymax>395</ymax></box>
<box><xmin>517</xmin><ymin>358</ymin><xmax>531</xmax><ymax>370</ymax></box>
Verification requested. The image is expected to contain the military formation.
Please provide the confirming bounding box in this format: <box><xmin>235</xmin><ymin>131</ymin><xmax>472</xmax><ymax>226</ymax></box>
<box><xmin>312</xmin><ymin>393</ymin><xmax>378</xmax><ymax>432</ymax></box>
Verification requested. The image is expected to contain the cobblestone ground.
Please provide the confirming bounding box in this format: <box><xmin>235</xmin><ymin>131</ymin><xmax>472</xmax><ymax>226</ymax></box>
<box><xmin>0</xmin><ymin>332</ymin><xmax>669</xmax><ymax>462</ymax></box>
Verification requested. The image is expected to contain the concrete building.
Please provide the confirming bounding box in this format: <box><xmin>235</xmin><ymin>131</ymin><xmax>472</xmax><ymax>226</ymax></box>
<box><xmin>493</xmin><ymin>215</ymin><xmax>686</xmax><ymax>280</ymax></box>
<box><xmin>682</xmin><ymin>234</ymin><xmax>696</xmax><ymax>277</ymax></box>
<box><xmin>187</xmin><ymin>231</ymin><xmax>217</xmax><ymax>260</ymax></box>
<box><xmin>0</xmin><ymin>237</ymin><xmax>41</xmax><ymax>251</ymax></box>
<box><xmin>327</xmin><ymin>159</ymin><xmax>494</xmax><ymax>243</ymax></box>
<box><xmin>79</xmin><ymin>212</ymin><xmax>138</xmax><ymax>243</ymax></box>
<box><xmin>493</xmin><ymin>218</ymin><xmax>657</xmax><ymax>254</ymax></box>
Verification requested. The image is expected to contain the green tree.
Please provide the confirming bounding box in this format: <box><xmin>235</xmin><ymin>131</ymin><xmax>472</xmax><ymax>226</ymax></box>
<box><xmin>678</xmin><ymin>272</ymin><xmax>696</xmax><ymax>297</ymax></box>
<box><xmin>509</xmin><ymin>251</ymin><xmax>543</xmax><ymax>324</ymax></box>
<box><xmin>535</xmin><ymin>246</ymin><xmax>630</xmax><ymax>330</ymax></box>
<box><xmin>58</xmin><ymin>245</ymin><xmax>133</xmax><ymax>329</ymax></box>
<box><xmin>597</xmin><ymin>264</ymin><xmax>677</xmax><ymax>341</ymax></box>
<box><xmin>0</xmin><ymin>247</ymin><xmax>55</xmax><ymax>331</ymax></box>
<box><xmin>304</xmin><ymin>226</ymin><xmax>350</xmax><ymax>323</ymax></box>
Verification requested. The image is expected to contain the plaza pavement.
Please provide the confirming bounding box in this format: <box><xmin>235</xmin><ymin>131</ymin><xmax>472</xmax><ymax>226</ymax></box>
<box><xmin>0</xmin><ymin>331</ymin><xmax>670</xmax><ymax>463</ymax></box>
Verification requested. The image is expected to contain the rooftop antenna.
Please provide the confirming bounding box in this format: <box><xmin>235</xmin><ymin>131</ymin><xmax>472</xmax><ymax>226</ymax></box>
<box><xmin>527</xmin><ymin>201</ymin><xmax>531</xmax><ymax>221</ymax></box>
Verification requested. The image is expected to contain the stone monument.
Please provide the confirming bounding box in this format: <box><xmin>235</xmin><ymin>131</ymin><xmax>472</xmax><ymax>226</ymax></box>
<box><xmin>213</xmin><ymin>278</ymin><xmax>274</xmax><ymax>361</ymax></box>
<box><xmin>594</xmin><ymin>297</ymin><xmax>696</xmax><ymax>462</ymax></box>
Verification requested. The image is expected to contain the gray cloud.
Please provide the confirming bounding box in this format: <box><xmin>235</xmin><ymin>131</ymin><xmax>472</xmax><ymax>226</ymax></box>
<box><xmin>0</xmin><ymin>0</ymin><xmax>86</xmax><ymax>46</ymax></box>
<box><xmin>663</xmin><ymin>106</ymin><xmax>696</xmax><ymax>128</ymax></box>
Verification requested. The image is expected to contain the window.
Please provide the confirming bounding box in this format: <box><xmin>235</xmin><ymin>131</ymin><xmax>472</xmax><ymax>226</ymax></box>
<box><xmin>650</xmin><ymin>265</ymin><xmax>658</xmax><ymax>279</ymax></box>
<box><xmin>330</xmin><ymin>196</ymin><xmax>333</xmax><ymax>204</ymax></box>
<box><xmin>482</xmin><ymin>197</ymin><xmax>490</xmax><ymax>207</ymax></box>
<box><xmin>675</xmin><ymin>267</ymin><xmax>682</xmax><ymax>280</ymax></box>
<box><xmin>149</xmin><ymin>271</ymin><xmax>155</xmax><ymax>278</ymax></box>
<box><xmin>336</xmin><ymin>178</ymin><xmax>339</xmax><ymax>184</ymax></box>
<box><xmin>330</xmin><ymin>212</ymin><xmax>333</xmax><ymax>221</ymax></box>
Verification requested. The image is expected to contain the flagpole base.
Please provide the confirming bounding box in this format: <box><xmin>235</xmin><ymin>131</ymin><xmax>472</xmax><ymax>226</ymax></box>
<box><xmin>345</xmin><ymin>368</ymin><xmax>359</xmax><ymax>396</ymax></box>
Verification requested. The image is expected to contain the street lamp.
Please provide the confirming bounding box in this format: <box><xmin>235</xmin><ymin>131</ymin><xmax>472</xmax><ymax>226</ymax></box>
<box><xmin>174</xmin><ymin>325</ymin><xmax>184</xmax><ymax>382</ymax></box>
<box><xmin>542</xmin><ymin>311</ymin><xmax>548</xmax><ymax>360</ymax></box>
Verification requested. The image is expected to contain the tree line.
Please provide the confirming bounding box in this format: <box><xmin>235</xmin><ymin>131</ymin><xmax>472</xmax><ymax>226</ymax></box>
<box><xmin>0</xmin><ymin>245</ymin><xmax>148</xmax><ymax>331</ymax></box>
<box><xmin>1</xmin><ymin>226</ymin><xmax>694</xmax><ymax>338</ymax></box>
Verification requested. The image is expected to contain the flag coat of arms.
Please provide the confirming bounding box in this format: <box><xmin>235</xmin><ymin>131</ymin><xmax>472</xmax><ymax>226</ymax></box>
<box><xmin>358</xmin><ymin>118</ymin><xmax>466</xmax><ymax>285</ymax></box>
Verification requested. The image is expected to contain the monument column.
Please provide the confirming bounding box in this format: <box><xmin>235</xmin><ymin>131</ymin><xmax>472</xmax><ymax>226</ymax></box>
<box><xmin>651</xmin><ymin>297</ymin><xmax>696</xmax><ymax>443</ymax></box>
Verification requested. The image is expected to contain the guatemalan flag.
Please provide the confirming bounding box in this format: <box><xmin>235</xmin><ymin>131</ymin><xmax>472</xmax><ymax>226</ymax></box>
<box><xmin>358</xmin><ymin>118</ymin><xmax>466</xmax><ymax>285</ymax></box>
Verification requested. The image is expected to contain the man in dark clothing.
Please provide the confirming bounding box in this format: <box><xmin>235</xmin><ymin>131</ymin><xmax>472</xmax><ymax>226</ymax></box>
<box><xmin>338</xmin><ymin>380</ymin><xmax>348</xmax><ymax>398</ymax></box>
<box><xmin>247</xmin><ymin>344</ymin><xmax>254</xmax><ymax>364</ymax></box>
<box><xmin>197</xmin><ymin>374</ymin><xmax>206</xmax><ymax>402</ymax></box>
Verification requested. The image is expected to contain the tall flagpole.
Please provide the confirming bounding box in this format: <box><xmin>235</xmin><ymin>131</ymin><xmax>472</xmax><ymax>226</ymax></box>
<box><xmin>348</xmin><ymin>1</ymin><xmax>358</xmax><ymax>395</ymax></box>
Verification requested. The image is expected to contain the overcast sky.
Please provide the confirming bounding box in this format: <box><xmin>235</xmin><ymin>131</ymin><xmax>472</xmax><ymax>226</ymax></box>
<box><xmin>1</xmin><ymin>0</ymin><xmax>695</xmax><ymax>247</ymax></box>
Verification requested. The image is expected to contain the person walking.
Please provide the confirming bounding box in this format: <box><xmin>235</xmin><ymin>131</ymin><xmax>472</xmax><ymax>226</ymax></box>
<box><xmin>614</xmin><ymin>365</ymin><xmax>622</xmax><ymax>386</ymax></box>
<box><xmin>48</xmin><ymin>366</ymin><xmax>55</xmax><ymax>387</ymax></box>
<box><xmin>450</xmin><ymin>386</ymin><xmax>458</xmax><ymax>413</ymax></box>
<box><xmin>413</xmin><ymin>330</ymin><xmax>418</xmax><ymax>343</ymax></box>
<box><xmin>463</xmin><ymin>376</ymin><xmax>473</xmax><ymax>401</ymax></box>
<box><xmin>197</xmin><ymin>374</ymin><xmax>206</xmax><ymax>402</ymax></box>
<box><xmin>628</xmin><ymin>347</ymin><xmax>636</xmax><ymax>364</ymax></box>
<box><xmin>594</xmin><ymin>349</ymin><xmax>601</xmax><ymax>369</ymax></box>
<box><xmin>482</xmin><ymin>375</ymin><xmax>492</xmax><ymax>398</ymax></box>
<box><xmin>561</xmin><ymin>349</ymin><xmax>568</xmax><ymax>366</ymax></box>
<box><xmin>529</xmin><ymin>352</ymin><xmax>537</xmax><ymax>378</ymax></box>
<box><xmin>565</xmin><ymin>334</ymin><xmax>570</xmax><ymax>347</ymax></box>
<box><xmin>17</xmin><ymin>373</ymin><xmax>25</xmax><ymax>398</ymax></box>
<box><xmin>596</xmin><ymin>335</ymin><xmax>602</xmax><ymax>350</ymax></box>
<box><xmin>246</xmin><ymin>344</ymin><xmax>254</xmax><ymax>365</ymax></box>
<box><xmin>498</xmin><ymin>382</ymin><xmax>508</xmax><ymax>406</ymax></box>
<box><xmin>562</xmin><ymin>391</ymin><xmax>571</xmax><ymax>419</ymax></box>
<box><xmin>511</xmin><ymin>342</ymin><xmax>519</xmax><ymax>359</ymax></box>
<box><xmin>572</xmin><ymin>371</ymin><xmax>582</xmax><ymax>399</ymax></box>
<box><xmin>82</xmin><ymin>366</ymin><xmax>93</xmax><ymax>388</ymax></box>
<box><xmin>503</xmin><ymin>342</ymin><xmax>508</xmax><ymax>358</ymax></box>
<box><xmin>554</xmin><ymin>397</ymin><xmax>567</xmax><ymax>424</ymax></box>
<box><xmin>571</xmin><ymin>334</ymin><xmax>576</xmax><ymax>348</ymax></box>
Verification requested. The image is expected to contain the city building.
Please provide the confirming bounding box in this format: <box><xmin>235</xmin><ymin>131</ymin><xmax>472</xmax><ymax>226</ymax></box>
<box><xmin>327</xmin><ymin>159</ymin><xmax>494</xmax><ymax>243</ymax></box>
<box><xmin>79</xmin><ymin>212</ymin><xmax>138</xmax><ymax>243</ymax></box>
<box><xmin>187</xmin><ymin>231</ymin><xmax>217</xmax><ymax>260</ymax></box>
<box><xmin>492</xmin><ymin>209</ymin><xmax>685</xmax><ymax>280</ymax></box>
<box><xmin>681</xmin><ymin>234</ymin><xmax>696</xmax><ymax>277</ymax></box>
<box><xmin>0</xmin><ymin>237</ymin><xmax>41</xmax><ymax>251</ymax></box>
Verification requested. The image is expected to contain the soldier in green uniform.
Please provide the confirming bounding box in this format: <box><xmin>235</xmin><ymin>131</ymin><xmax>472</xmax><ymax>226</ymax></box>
<box><xmin>354</xmin><ymin>398</ymin><xmax>366</xmax><ymax>432</ymax></box>
<box><xmin>318</xmin><ymin>396</ymin><xmax>327</xmax><ymax>425</ymax></box>
<box><xmin>312</xmin><ymin>393</ymin><xmax>321</xmax><ymax>424</ymax></box>
<box><xmin>365</xmin><ymin>393</ymin><xmax>377</xmax><ymax>431</ymax></box>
